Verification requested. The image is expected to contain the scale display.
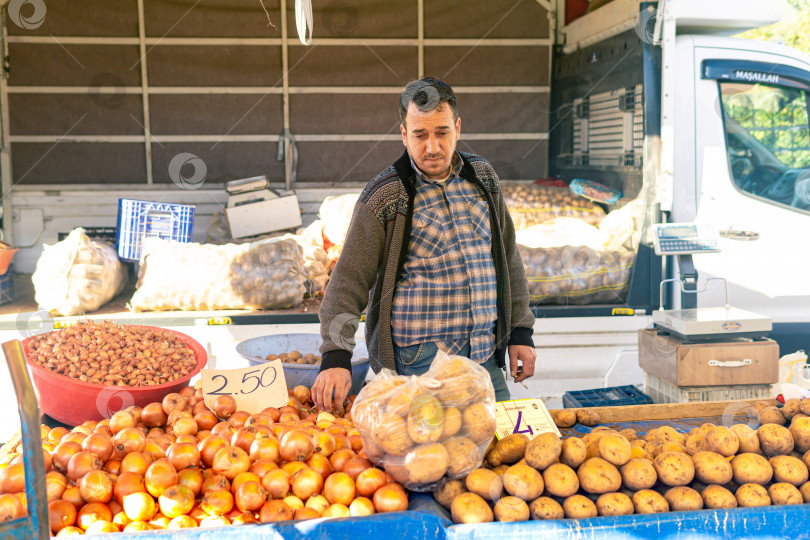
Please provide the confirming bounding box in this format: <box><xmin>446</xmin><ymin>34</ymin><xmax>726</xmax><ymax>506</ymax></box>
<box><xmin>652</xmin><ymin>223</ymin><xmax>720</xmax><ymax>255</ymax></box>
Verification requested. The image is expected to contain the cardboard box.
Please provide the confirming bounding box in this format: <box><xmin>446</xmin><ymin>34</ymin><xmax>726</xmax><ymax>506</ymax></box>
<box><xmin>638</xmin><ymin>328</ymin><xmax>778</xmax><ymax>387</ymax></box>
<box><xmin>225</xmin><ymin>194</ymin><xmax>302</xmax><ymax>239</ymax></box>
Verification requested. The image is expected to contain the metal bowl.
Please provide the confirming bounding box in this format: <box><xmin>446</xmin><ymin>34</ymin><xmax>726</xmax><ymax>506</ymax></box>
<box><xmin>236</xmin><ymin>333</ymin><xmax>370</xmax><ymax>395</ymax></box>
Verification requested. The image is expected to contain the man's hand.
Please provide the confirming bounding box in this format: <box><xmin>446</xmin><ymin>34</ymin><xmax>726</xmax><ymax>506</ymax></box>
<box><xmin>508</xmin><ymin>345</ymin><xmax>536</xmax><ymax>383</ymax></box>
<box><xmin>312</xmin><ymin>367</ymin><xmax>352</xmax><ymax>412</ymax></box>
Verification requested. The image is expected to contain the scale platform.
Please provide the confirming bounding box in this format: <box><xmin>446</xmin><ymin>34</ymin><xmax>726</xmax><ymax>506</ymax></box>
<box><xmin>652</xmin><ymin>306</ymin><xmax>772</xmax><ymax>342</ymax></box>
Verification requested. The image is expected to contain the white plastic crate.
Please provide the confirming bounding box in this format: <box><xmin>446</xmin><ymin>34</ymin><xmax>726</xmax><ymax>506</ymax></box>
<box><xmin>643</xmin><ymin>371</ymin><xmax>772</xmax><ymax>404</ymax></box>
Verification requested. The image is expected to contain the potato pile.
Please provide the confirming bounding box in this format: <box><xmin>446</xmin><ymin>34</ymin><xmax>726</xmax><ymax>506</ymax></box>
<box><xmin>265</xmin><ymin>351</ymin><xmax>323</xmax><ymax>365</ymax></box>
<box><xmin>438</xmin><ymin>401</ymin><xmax>810</xmax><ymax>523</ymax></box>
<box><xmin>501</xmin><ymin>184</ymin><xmax>606</xmax><ymax>229</ymax></box>
<box><xmin>352</xmin><ymin>354</ymin><xmax>496</xmax><ymax>491</ymax></box>
<box><xmin>519</xmin><ymin>245</ymin><xmax>634</xmax><ymax>306</ymax></box>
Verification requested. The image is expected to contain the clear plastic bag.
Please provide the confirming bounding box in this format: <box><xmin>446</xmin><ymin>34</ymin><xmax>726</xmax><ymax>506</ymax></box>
<box><xmin>351</xmin><ymin>351</ymin><xmax>495</xmax><ymax>491</ymax></box>
<box><xmin>502</xmin><ymin>183</ymin><xmax>606</xmax><ymax>230</ymax></box>
<box><xmin>520</xmin><ymin>244</ymin><xmax>635</xmax><ymax>305</ymax></box>
<box><xmin>130</xmin><ymin>237</ymin><xmax>306</xmax><ymax>311</ymax></box>
<box><xmin>32</xmin><ymin>228</ymin><xmax>127</xmax><ymax>316</ymax></box>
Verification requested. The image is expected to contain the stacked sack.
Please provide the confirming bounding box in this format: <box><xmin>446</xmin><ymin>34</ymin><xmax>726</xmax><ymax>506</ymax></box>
<box><xmin>130</xmin><ymin>237</ymin><xmax>305</xmax><ymax>311</ymax></box>
<box><xmin>351</xmin><ymin>352</ymin><xmax>496</xmax><ymax>491</ymax></box>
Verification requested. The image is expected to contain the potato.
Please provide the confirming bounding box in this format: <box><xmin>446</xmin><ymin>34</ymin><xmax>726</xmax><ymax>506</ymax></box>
<box><xmin>704</xmin><ymin>426</ymin><xmax>739</xmax><ymax>457</ymax></box>
<box><xmin>620</xmin><ymin>458</ymin><xmax>657</xmax><ymax>491</ymax></box>
<box><xmin>487</xmin><ymin>434</ymin><xmax>529</xmax><ymax>467</ymax></box>
<box><xmin>502</xmin><ymin>463</ymin><xmax>544</xmax><ymax>501</ymax></box>
<box><xmin>462</xmin><ymin>403</ymin><xmax>496</xmax><ymax>445</ymax></box>
<box><xmin>655</xmin><ymin>426</ymin><xmax>686</xmax><ymax>446</ymax></box>
<box><xmin>754</xmin><ymin>400</ymin><xmax>772</xmax><ymax>412</ymax></box>
<box><xmin>407</xmin><ymin>395</ymin><xmax>445</xmax><ymax>443</ymax></box>
<box><xmin>451</xmin><ymin>492</ymin><xmax>494</xmax><ymax>524</ymax></box>
<box><xmin>731</xmin><ymin>424</ymin><xmax>760</xmax><ymax>454</ymax></box>
<box><xmin>758</xmin><ymin>406</ymin><xmax>786</xmax><ymax>426</ymax></box>
<box><xmin>800</xmin><ymin>481</ymin><xmax>810</xmax><ymax>503</ymax></box>
<box><xmin>630</xmin><ymin>446</ymin><xmax>651</xmax><ymax>460</ymax></box>
<box><xmin>800</xmin><ymin>399</ymin><xmax>810</xmax><ymax>416</ymax></box>
<box><xmin>757</xmin><ymin>424</ymin><xmax>794</xmax><ymax>457</ymax></box>
<box><xmin>443</xmin><ymin>437</ymin><xmax>482</xmax><ymax>478</ymax></box>
<box><xmin>685</xmin><ymin>434</ymin><xmax>703</xmax><ymax>456</ymax></box>
<box><xmin>768</xmin><ymin>482</ymin><xmax>803</xmax><ymax>505</ymax></box>
<box><xmin>576</xmin><ymin>409</ymin><xmax>600</xmax><ymax>427</ymax></box>
<box><xmin>692</xmin><ymin>451</ymin><xmax>733</xmax><ymax>485</ymax></box>
<box><xmin>643</xmin><ymin>428</ymin><xmax>659</xmax><ymax>443</ymax></box>
<box><xmin>702</xmin><ymin>484</ymin><xmax>738</xmax><ymax>509</ymax></box>
<box><xmin>789</xmin><ymin>416</ymin><xmax>810</xmax><ymax>453</ymax></box>
<box><xmin>783</xmin><ymin>399</ymin><xmax>802</xmax><ymax>420</ymax></box>
<box><xmin>664</xmin><ymin>486</ymin><xmax>703</xmax><ymax>511</ymax></box>
<box><xmin>432</xmin><ymin>478</ymin><xmax>467</xmax><ymax>509</ymax></box>
<box><xmin>529</xmin><ymin>496</ymin><xmax>564</xmax><ymax>520</ymax></box>
<box><xmin>374</xmin><ymin>413</ymin><xmax>414</xmax><ymax>456</ymax></box>
<box><xmin>619</xmin><ymin>429</ymin><xmax>637</xmax><ymax>442</ymax></box>
<box><xmin>731</xmin><ymin>453</ymin><xmax>772</xmax><ymax>485</ymax></box>
<box><xmin>631</xmin><ymin>439</ymin><xmax>647</xmax><ymax>448</ymax></box>
<box><xmin>465</xmin><ymin>468</ymin><xmax>503</xmax><ymax>501</ymax></box>
<box><xmin>562</xmin><ymin>494</ymin><xmax>597</xmax><ymax>519</ymax></box>
<box><xmin>524</xmin><ymin>432</ymin><xmax>562</xmax><ymax>471</ymax></box>
<box><xmin>577</xmin><ymin>457</ymin><xmax>622</xmax><ymax>494</ymax></box>
<box><xmin>542</xmin><ymin>463</ymin><xmax>579</xmax><ymax>498</ymax></box>
<box><xmin>441</xmin><ymin>407</ymin><xmax>462</xmax><ymax>439</ymax></box>
<box><xmin>598</xmin><ymin>434</ymin><xmax>632</xmax><ymax>467</ymax></box>
<box><xmin>769</xmin><ymin>455</ymin><xmax>809</xmax><ymax>486</ymax></box>
<box><xmin>554</xmin><ymin>410</ymin><xmax>577</xmax><ymax>428</ymax></box>
<box><xmin>560</xmin><ymin>437</ymin><xmax>587</xmax><ymax>469</ymax></box>
<box><xmin>651</xmin><ymin>443</ymin><xmax>687</xmax><ymax>458</ymax></box>
<box><xmin>494</xmin><ymin>496</ymin><xmax>530</xmax><ymax>522</ymax></box>
<box><xmin>491</xmin><ymin>464</ymin><xmax>509</xmax><ymax>475</ymax></box>
<box><xmin>632</xmin><ymin>489</ymin><xmax>669</xmax><ymax>514</ymax></box>
<box><xmin>595</xmin><ymin>492</ymin><xmax>634</xmax><ymax>516</ymax></box>
<box><xmin>735</xmin><ymin>483</ymin><xmax>771</xmax><ymax>507</ymax></box>
<box><xmin>384</xmin><ymin>443</ymin><xmax>449</xmax><ymax>486</ymax></box>
<box><xmin>653</xmin><ymin>452</ymin><xmax>695</xmax><ymax>486</ymax></box>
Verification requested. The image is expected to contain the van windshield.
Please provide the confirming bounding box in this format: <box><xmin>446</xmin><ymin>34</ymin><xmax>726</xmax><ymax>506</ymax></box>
<box><xmin>720</xmin><ymin>81</ymin><xmax>810</xmax><ymax>211</ymax></box>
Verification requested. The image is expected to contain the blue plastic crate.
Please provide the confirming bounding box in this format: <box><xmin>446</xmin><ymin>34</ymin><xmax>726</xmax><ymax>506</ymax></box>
<box><xmin>563</xmin><ymin>384</ymin><xmax>653</xmax><ymax>408</ymax></box>
<box><xmin>116</xmin><ymin>198</ymin><xmax>195</xmax><ymax>261</ymax></box>
<box><xmin>0</xmin><ymin>266</ymin><xmax>13</xmax><ymax>306</ymax></box>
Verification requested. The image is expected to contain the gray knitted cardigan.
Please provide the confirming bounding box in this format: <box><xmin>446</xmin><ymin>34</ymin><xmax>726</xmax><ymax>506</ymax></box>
<box><xmin>318</xmin><ymin>150</ymin><xmax>535</xmax><ymax>375</ymax></box>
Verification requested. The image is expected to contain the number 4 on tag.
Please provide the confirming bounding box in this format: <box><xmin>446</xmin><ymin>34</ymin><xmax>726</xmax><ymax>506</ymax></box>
<box><xmin>513</xmin><ymin>410</ymin><xmax>534</xmax><ymax>436</ymax></box>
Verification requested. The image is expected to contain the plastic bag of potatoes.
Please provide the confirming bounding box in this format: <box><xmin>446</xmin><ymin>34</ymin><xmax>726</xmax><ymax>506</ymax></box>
<box><xmin>519</xmin><ymin>244</ymin><xmax>635</xmax><ymax>305</ymax></box>
<box><xmin>351</xmin><ymin>351</ymin><xmax>496</xmax><ymax>491</ymax></box>
<box><xmin>501</xmin><ymin>183</ymin><xmax>606</xmax><ymax>230</ymax></box>
<box><xmin>130</xmin><ymin>236</ymin><xmax>306</xmax><ymax>311</ymax></box>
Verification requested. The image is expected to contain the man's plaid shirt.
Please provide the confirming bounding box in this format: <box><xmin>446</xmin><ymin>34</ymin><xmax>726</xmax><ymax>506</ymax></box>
<box><xmin>391</xmin><ymin>152</ymin><xmax>498</xmax><ymax>364</ymax></box>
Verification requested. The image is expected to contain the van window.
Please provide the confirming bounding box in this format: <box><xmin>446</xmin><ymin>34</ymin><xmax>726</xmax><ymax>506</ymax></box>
<box><xmin>719</xmin><ymin>82</ymin><xmax>810</xmax><ymax>212</ymax></box>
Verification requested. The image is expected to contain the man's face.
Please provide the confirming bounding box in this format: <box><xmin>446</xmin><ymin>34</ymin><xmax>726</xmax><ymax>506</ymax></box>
<box><xmin>400</xmin><ymin>101</ymin><xmax>461</xmax><ymax>180</ymax></box>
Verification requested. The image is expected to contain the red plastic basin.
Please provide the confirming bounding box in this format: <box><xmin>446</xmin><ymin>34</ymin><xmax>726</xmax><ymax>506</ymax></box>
<box><xmin>22</xmin><ymin>326</ymin><xmax>207</xmax><ymax>426</ymax></box>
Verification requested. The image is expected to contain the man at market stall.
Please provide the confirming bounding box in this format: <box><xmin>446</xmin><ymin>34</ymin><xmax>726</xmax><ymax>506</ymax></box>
<box><xmin>312</xmin><ymin>77</ymin><xmax>536</xmax><ymax>412</ymax></box>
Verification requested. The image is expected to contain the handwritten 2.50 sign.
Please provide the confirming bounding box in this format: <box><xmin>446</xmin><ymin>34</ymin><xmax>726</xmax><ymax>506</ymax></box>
<box><xmin>201</xmin><ymin>361</ymin><xmax>289</xmax><ymax>414</ymax></box>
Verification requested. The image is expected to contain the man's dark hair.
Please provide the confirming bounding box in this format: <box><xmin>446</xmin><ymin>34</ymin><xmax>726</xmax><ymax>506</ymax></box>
<box><xmin>399</xmin><ymin>77</ymin><xmax>458</xmax><ymax>126</ymax></box>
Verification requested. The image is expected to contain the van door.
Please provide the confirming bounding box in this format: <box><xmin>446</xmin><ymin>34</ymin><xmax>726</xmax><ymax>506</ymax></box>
<box><xmin>689</xmin><ymin>44</ymin><xmax>810</xmax><ymax>323</ymax></box>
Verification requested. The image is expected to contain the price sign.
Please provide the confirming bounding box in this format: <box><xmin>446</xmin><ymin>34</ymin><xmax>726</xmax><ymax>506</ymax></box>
<box><xmin>201</xmin><ymin>361</ymin><xmax>288</xmax><ymax>414</ymax></box>
<box><xmin>494</xmin><ymin>398</ymin><xmax>561</xmax><ymax>440</ymax></box>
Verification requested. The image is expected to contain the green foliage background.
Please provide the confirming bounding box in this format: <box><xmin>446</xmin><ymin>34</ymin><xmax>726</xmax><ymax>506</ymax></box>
<box><xmin>737</xmin><ymin>0</ymin><xmax>810</xmax><ymax>55</ymax></box>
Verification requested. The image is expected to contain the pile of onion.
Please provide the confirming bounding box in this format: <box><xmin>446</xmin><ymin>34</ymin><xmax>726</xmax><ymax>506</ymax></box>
<box><xmin>0</xmin><ymin>384</ymin><xmax>408</xmax><ymax>535</ymax></box>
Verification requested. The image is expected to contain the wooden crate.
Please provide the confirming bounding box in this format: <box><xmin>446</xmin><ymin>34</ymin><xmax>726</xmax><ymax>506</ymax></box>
<box><xmin>638</xmin><ymin>328</ymin><xmax>778</xmax><ymax>387</ymax></box>
<box><xmin>549</xmin><ymin>397</ymin><xmax>778</xmax><ymax>423</ymax></box>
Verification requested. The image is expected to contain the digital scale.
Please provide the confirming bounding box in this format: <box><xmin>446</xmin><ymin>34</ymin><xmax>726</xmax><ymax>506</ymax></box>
<box><xmin>651</xmin><ymin>223</ymin><xmax>772</xmax><ymax>342</ymax></box>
